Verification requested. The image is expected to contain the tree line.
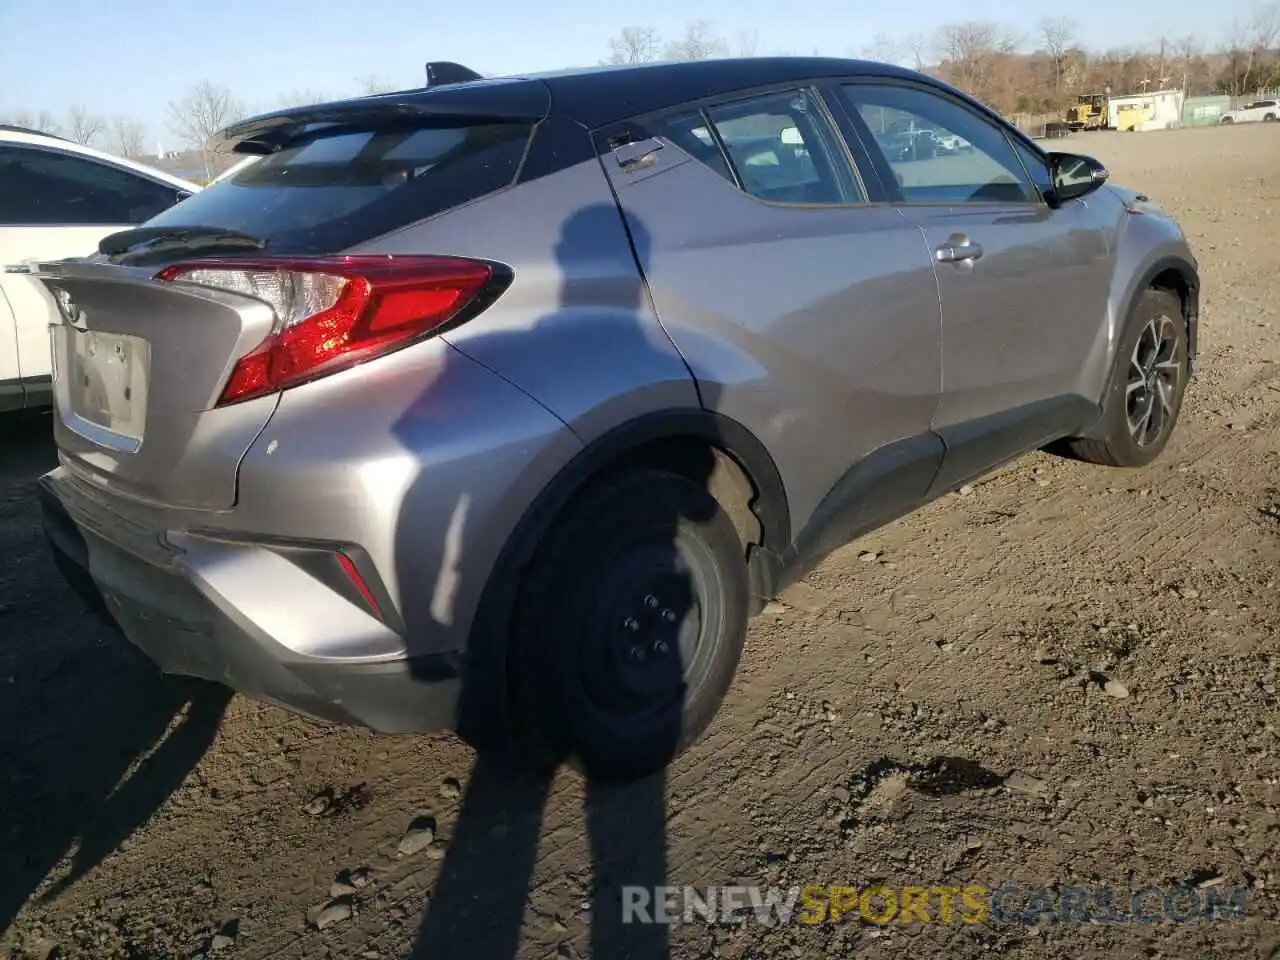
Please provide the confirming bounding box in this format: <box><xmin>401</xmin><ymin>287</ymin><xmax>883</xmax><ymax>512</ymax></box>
<box><xmin>606</xmin><ymin>10</ymin><xmax>1280</xmax><ymax>114</ymax></box>
<box><xmin>1</xmin><ymin>73</ymin><xmax>399</xmax><ymax>167</ymax></box>
<box><xmin>5</xmin><ymin>7</ymin><xmax>1279</xmax><ymax>165</ymax></box>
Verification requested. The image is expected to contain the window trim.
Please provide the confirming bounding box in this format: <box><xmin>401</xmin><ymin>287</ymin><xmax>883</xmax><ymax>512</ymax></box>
<box><xmin>0</xmin><ymin>141</ymin><xmax>188</xmax><ymax>228</ymax></box>
<box><xmin>1009</xmin><ymin>135</ymin><xmax>1053</xmax><ymax>201</ymax></box>
<box><xmin>616</xmin><ymin>81</ymin><xmax>878</xmax><ymax>211</ymax></box>
<box><xmin>836</xmin><ymin>78</ymin><xmax>1045</xmax><ymax>208</ymax></box>
<box><xmin>702</xmin><ymin>86</ymin><xmax>865</xmax><ymax>207</ymax></box>
<box><xmin>814</xmin><ymin>81</ymin><xmax>895</xmax><ymax>202</ymax></box>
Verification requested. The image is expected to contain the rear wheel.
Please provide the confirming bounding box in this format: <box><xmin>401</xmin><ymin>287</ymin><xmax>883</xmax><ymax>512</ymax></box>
<box><xmin>1066</xmin><ymin>289</ymin><xmax>1189</xmax><ymax>468</ymax></box>
<box><xmin>508</xmin><ymin>469</ymin><xmax>749</xmax><ymax>782</ymax></box>
<box><xmin>1265</xmin><ymin>113</ymin><xmax>1278</xmax><ymax>122</ymax></box>
<box><xmin>1221</xmin><ymin>116</ymin><xmax>1235</xmax><ymax>124</ymax></box>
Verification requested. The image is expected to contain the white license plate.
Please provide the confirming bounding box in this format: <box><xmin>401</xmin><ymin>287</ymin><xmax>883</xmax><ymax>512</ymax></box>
<box><xmin>69</xmin><ymin>329</ymin><xmax>150</xmax><ymax>443</ymax></box>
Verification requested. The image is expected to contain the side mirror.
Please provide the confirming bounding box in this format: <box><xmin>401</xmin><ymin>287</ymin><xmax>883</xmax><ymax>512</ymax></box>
<box><xmin>1046</xmin><ymin>152</ymin><xmax>1109</xmax><ymax>206</ymax></box>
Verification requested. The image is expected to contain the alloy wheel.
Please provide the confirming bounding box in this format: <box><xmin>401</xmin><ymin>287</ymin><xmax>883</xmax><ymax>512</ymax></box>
<box><xmin>1125</xmin><ymin>314</ymin><xmax>1182</xmax><ymax>448</ymax></box>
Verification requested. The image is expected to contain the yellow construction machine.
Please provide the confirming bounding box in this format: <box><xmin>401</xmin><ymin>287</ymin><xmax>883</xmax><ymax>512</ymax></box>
<box><xmin>1065</xmin><ymin>94</ymin><xmax>1108</xmax><ymax>131</ymax></box>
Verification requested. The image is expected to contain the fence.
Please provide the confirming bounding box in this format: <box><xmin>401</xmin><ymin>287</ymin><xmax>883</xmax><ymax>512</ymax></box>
<box><xmin>1183</xmin><ymin>95</ymin><xmax>1232</xmax><ymax>126</ymax></box>
<box><xmin>1007</xmin><ymin>112</ymin><xmax>1061</xmax><ymax>139</ymax></box>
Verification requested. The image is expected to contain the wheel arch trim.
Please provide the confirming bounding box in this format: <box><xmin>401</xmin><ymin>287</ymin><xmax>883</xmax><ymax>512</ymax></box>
<box><xmin>499</xmin><ymin>408</ymin><xmax>791</xmax><ymax>574</ymax></box>
<box><xmin>1126</xmin><ymin>254</ymin><xmax>1200</xmax><ymax>376</ymax></box>
<box><xmin>455</xmin><ymin>407</ymin><xmax>790</xmax><ymax>747</ymax></box>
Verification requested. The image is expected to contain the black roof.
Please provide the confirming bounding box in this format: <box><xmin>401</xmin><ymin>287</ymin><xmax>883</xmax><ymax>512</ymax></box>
<box><xmin>222</xmin><ymin>57</ymin><xmax>951</xmax><ymax>149</ymax></box>
<box><xmin>534</xmin><ymin>57</ymin><xmax>922</xmax><ymax>126</ymax></box>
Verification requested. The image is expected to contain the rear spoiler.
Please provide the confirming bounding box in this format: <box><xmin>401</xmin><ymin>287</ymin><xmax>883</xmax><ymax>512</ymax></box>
<box><xmin>219</xmin><ymin>70</ymin><xmax>547</xmax><ymax>155</ymax></box>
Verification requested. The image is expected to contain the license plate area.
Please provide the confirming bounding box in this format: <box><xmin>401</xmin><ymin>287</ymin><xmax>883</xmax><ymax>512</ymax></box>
<box><xmin>67</xmin><ymin>329</ymin><xmax>150</xmax><ymax>449</ymax></box>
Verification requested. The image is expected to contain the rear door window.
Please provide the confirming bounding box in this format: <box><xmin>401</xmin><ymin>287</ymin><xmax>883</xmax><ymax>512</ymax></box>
<box><xmin>141</xmin><ymin>121</ymin><xmax>533</xmax><ymax>254</ymax></box>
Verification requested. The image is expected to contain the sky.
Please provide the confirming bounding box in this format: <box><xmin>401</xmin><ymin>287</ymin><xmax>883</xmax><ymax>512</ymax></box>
<box><xmin>0</xmin><ymin>0</ymin><xmax>1253</xmax><ymax>152</ymax></box>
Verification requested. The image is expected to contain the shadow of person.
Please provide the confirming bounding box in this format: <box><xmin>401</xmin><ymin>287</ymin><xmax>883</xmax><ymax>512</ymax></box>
<box><xmin>0</xmin><ymin>412</ymin><xmax>230</xmax><ymax>934</ymax></box>
<box><xmin>398</xmin><ymin>203</ymin><xmax>725</xmax><ymax>959</ymax></box>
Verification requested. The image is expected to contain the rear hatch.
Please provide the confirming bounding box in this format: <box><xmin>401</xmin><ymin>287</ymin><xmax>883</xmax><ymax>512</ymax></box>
<box><xmin>35</xmin><ymin>85</ymin><xmax>544</xmax><ymax>510</ymax></box>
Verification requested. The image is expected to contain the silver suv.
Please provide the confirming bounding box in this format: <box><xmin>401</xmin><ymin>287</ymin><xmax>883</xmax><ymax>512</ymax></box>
<box><xmin>36</xmin><ymin>58</ymin><xmax>1199</xmax><ymax>782</ymax></box>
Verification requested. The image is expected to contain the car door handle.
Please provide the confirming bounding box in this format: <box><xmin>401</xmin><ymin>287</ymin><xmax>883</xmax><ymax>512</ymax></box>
<box><xmin>935</xmin><ymin>239</ymin><xmax>984</xmax><ymax>263</ymax></box>
<box><xmin>613</xmin><ymin>137</ymin><xmax>665</xmax><ymax>169</ymax></box>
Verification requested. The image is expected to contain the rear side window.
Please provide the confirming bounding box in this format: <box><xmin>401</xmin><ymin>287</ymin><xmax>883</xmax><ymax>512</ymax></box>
<box><xmin>0</xmin><ymin>144</ymin><xmax>184</xmax><ymax>226</ymax></box>
<box><xmin>648</xmin><ymin>90</ymin><xmax>863</xmax><ymax>205</ymax></box>
<box><xmin>142</xmin><ymin>121</ymin><xmax>534</xmax><ymax>254</ymax></box>
<box><xmin>705</xmin><ymin>90</ymin><xmax>863</xmax><ymax>205</ymax></box>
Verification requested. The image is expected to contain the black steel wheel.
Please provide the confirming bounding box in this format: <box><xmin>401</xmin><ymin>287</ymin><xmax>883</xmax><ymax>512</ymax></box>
<box><xmin>508</xmin><ymin>469</ymin><xmax>749</xmax><ymax>782</ymax></box>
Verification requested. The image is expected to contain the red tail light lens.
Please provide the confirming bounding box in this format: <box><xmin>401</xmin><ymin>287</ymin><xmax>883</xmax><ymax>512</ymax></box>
<box><xmin>155</xmin><ymin>255</ymin><xmax>497</xmax><ymax>405</ymax></box>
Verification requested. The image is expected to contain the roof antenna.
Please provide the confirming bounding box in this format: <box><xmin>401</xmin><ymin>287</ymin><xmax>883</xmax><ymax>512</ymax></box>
<box><xmin>425</xmin><ymin>62</ymin><xmax>484</xmax><ymax>87</ymax></box>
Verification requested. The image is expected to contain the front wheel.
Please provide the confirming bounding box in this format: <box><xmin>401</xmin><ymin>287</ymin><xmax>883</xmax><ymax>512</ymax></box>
<box><xmin>1065</xmin><ymin>289</ymin><xmax>1189</xmax><ymax>468</ymax></box>
<box><xmin>508</xmin><ymin>469</ymin><xmax>750</xmax><ymax>782</ymax></box>
<box><xmin>1265</xmin><ymin>113</ymin><xmax>1278</xmax><ymax>122</ymax></box>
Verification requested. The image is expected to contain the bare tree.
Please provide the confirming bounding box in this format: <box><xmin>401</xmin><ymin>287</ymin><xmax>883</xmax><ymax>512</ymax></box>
<box><xmin>166</xmin><ymin>81</ymin><xmax>246</xmax><ymax>179</ymax></box>
<box><xmin>1170</xmin><ymin>35</ymin><xmax>1213</xmax><ymax>95</ymax></box>
<box><xmin>664</xmin><ymin>19</ymin><xmax>729</xmax><ymax>61</ymax></box>
<box><xmin>1221</xmin><ymin>18</ymin><xmax>1251</xmax><ymax>95</ymax></box>
<box><xmin>1</xmin><ymin>109</ymin><xmax>35</xmax><ymax>129</ymax></box>
<box><xmin>903</xmin><ymin>32</ymin><xmax>930</xmax><ymax>71</ymax></box>
<box><xmin>356</xmin><ymin>73</ymin><xmax>397</xmax><ymax>95</ymax></box>
<box><xmin>860</xmin><ymin>33</ymin><xmax>902</xmax><ymax>64</ymax></box>
<box><xmin>109</xmin><ymin>116</ymin><xmax>147</xmax><ymax>158</ymax></box>
<box><xmin>1039</xmin><ymin>17</ymin><xmax>1077</xmax><ymax>94</ymax></box>
<box><xmin>66</xmin><ymin>105</ymin><xmax>105</xmax><ymax>146</ymax></box>
<box><xmin>1243</xmin><ymin>2</ymin><xmax>1280</xmax><ymax>93</ymax></box>
<box><xmin>12</xmin><ymin>109</ymin><xmax>64</xmax><ymax>136</ymax></box>
<box><xmin>276</xmin><ymin>89</ymin><xmax>332</xmax><ymax>109</ymax></box>
<box><xmin>933</xmin><ymin>21</ymin><xmax>1019</xmax><ymax>106</ymax></box>
<box><xmin>605</xmin><ymin>26</ymin><xmax>663</xmax><ymax>64</ymax></box>
<box><xmin>736</xmin><ymin>28</ymin><xmax>760</xmax><ymax>58</ymax></box>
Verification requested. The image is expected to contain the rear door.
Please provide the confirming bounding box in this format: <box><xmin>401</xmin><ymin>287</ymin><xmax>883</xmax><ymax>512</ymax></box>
<box><xmin>0</xmin><ymin>143</ymin><xmax>191</xmax><ymax>392</ymax></box>
<box><xmin>836</xmin><ymin>80</ymin><xmax>1113</xmax><ymax>485</ymax></box>
<box><xmin>596</xmin><ymin>84</ymin><xmax>944</xmax><ymax>543</ymax></box>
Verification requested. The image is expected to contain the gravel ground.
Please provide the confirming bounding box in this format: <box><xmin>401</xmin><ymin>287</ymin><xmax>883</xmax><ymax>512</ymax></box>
<box><xmin>2</xmin><ymin>123</ymin><xmax>1278</xmax><ymax>960</ymax></box>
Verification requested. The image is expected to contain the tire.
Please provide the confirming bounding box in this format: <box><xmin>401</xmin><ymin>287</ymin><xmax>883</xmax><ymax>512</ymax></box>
<box><xmin>1221</xmin><ymin>116</ymin><xmax>1234</xmax><ymax>124</ymax></box>
<box><xmin>1265</xmin><ymin>113</ymin><xmax>1278</xmax><ymax>122</ymax></box>
<box><xmin>508</xmin><ymin>468</ymin><xmax>750</xmax><ymax>783</ymax></box>
<box><xmin>1066</xmin><ymin>289</ymin><xmax>1189</xmax><ymax>468</ymax></box>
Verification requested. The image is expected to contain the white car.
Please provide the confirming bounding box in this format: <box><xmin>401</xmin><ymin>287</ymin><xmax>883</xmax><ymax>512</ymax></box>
<box><xmin>208</xmin><ymin>154</ymin><xmax>259</xmax><ymax>184</ymax></box>
<box><xmin>933</xmin><ymin>131</ymin><xmax>971</xmax><ymax>152</ymax></box>
<box><xmin>1</xmin><ymin>126</ymin><xmax>200</xmax><ymax>411</ymax></box>
<box><xmin>1220</xmin><ymin>99</ymin><xmax>1279</xmax><ymax>124</ymax></box>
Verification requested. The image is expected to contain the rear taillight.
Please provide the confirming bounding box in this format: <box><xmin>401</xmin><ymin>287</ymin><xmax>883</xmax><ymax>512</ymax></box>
<box><xmin>154</xmin><ymin>255</ymin><xmax>498</xmax><ymax>406</ymax></box>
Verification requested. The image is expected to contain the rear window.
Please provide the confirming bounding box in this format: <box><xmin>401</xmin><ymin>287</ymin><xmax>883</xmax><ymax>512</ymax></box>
<box><xmin>143</xmin><ymin>121</ymin><xmax>533</xmax><ymax>254</ymax></box>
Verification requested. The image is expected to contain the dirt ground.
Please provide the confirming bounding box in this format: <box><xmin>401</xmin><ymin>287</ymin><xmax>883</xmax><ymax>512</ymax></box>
<box><xmin>2</xmin><ymin>123</ymin><xmax>1278</xmax><ymax>960</ymax></box>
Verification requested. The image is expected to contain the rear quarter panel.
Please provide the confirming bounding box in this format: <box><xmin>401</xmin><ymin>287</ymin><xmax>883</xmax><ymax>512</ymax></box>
<box><xmin>352</xmin><ymin>157</ymin><xmax>701</xmax><ymax>438</ymax></box>
<box><xmin>236</xmin><ymin>156</ymin><xmax>699</xmax><ymax>658</ymax></box>
<box><xmin>233</xmin><ymin>337</ymin><xmax>582</xmax><ymax>660</ymax></box>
